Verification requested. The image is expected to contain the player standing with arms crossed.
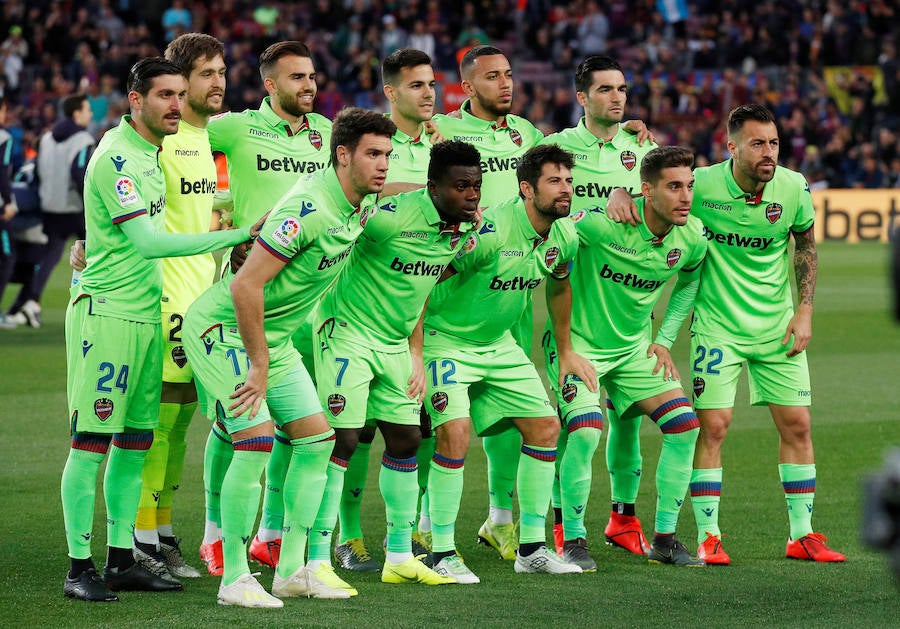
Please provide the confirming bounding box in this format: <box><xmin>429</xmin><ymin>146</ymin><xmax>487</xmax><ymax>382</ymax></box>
<box><xmin>200</xmin><ymin>41</ymin><xmax>333</xmax><ymax>573</ymax></box>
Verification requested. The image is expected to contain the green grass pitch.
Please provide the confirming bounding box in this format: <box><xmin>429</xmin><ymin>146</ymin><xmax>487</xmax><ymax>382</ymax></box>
<box><xmin>1</xmin><ymin>241</ymin><xmax>898</xmax><ymax>627</ymax></box>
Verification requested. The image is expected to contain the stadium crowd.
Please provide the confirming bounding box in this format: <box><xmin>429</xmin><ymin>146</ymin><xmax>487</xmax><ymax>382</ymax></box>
<box><xmin>1</xmin><ymin>0</ymin><xmax>898</xmax><ymax>188</ymax></box>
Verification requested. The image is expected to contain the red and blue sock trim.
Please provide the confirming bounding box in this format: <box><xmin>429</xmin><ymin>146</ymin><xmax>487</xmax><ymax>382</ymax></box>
<box><xmin>382</xmin><ymin>453</ymin><xmax>417</xmax><ymax>473</ymax></box>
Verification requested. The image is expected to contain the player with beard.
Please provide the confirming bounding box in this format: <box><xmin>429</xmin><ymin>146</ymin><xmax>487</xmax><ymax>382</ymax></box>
<box><xmin>200</xmin><ymin>41</ymin><xmax>332</xmax><ymax>574</ymax></box>
<box><xmin>61</xmin><ymin>57</ymin><xmax>260</xmax><ymax>602</ymax></box>
<box><xmin>424</xmin><ymin>145</ymin><xmax>583</xmax><ymax>582</ymax></box>
<box><xmin>125</xmin><ymin>33</ymin><xmax>229</xmax><ymax>585</ymax></box>
<box><xmin>606</xmin><ymin>105</ymin><xmax>845</xmax><ymax>564</ymax></box>
<box><xmin>541</xmin><ymin>55</ymin><xmax>657</xmax><ymax>560</ymax></box>
<box><xmin>431</xmin><ymin>45</ymin><xmax>543</xmax><ymax>561</ymax></box>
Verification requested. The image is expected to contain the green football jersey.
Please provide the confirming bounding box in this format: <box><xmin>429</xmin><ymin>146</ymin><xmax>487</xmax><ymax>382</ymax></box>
<box><xmin>432</xmin><ymin>100</ymin><xmax>543</xmax><ymax>208</ymax></box>
<box><xmin>542</xmin><ymin>118</ymin><xmax>656</xmax><ymax>214</ymax></box>
<box><xmin>691</xmin><ymin>159</ymin><xmax>815</xmax><ymax>341</ymax></box>
<box><xmin>317</xmin><ymin>187</ymin><xmax>475</xmax><ymax>351</ymax></box>
<box><xmin>79</xmin><ymin>116</ymin><xmax>171</xmax><ymax>323</ymax></box>
<box><xmin>385</xmin><ymin>124</ymin><xmax>431</xmax><ymax>185</ymax></box>
<box><xmin>188</xmin><ymin>167</ymin><xmax>372</xmax><ymax>346</ymax></box>
<box><xmin>208</xmin><ymin>97</ymin><xmax>332</xmax><ymax>227</ymax></box>
<box><xmin>566</xmin><ymin>198</ymin><xmax>707</xmax><ymax>352</ymax></box>
<box><xmin>426</xmin><ymin>197</ymin><xmax>578</xmax><ymax>345</ymax></box>
<box><xmin>160</xmin><ymin>119</ymin><xmax>218</xmax><ymax>312</ymax></box>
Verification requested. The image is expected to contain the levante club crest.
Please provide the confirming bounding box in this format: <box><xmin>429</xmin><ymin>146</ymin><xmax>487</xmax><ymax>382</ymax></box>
<box><xmin>620</xmin><ymin>150</ymin><xmax>637</xmax><ymax>171</ymax></box>
<box><xmin>509</xmin><ymin>128</ymin><xmax>523</xmax><ymax>146</ymax></box>
<box><xmin>94</xmin><ymin>398</ymin><xmax>114</xmax><ymax>421</ymax></box>
<box><xmin>765</xmin><ymin>202</ymin><xmax>783</xmax><ymax>224</ymax></box>
<box><xmin>544</xmin><ymin>246</ymin><xmax>560</xmax><ymax>268</ymax></box>
<box><xmin>666</xmin><ymin>248</ymin><xmax>682</xmax><ymax>268</ymax></box>
<box><xmin>328</xmin><ymin>394</ymin><xmax>346</xmax><ymax>416</ymax></box>
<box><xmin>431</xmin><ymin>391</ymin><xmax>448</xmax><ymax>413</ymax></box>
<box><xmin>309</xmin><ymin>129</ymin><xmax>323</xmax><ymax>150</ymax></box>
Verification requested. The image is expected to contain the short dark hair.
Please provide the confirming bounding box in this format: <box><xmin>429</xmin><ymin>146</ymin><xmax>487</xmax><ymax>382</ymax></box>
<box><xmin>63</xmin><ymin>93</ymin><xmax>88</xmax><ymax>118</ymax></box>
<box><xmin>164</xmin><ymin>33</ymin><xmax>225</xmax><ymax>77</ymax></box>
<box><xmin>128</xmin><ymin>57</ymin><xmax>183</xmax><ymax>95</ymax></box>
<box><xmin>517</xmin><ymin>144</ymin><xmax>575</xmax><ymax>198</ymax></box>
<box><xmin>640</xmin><ymin>145</ymin><xmax>694</xmax><ymax>184</ymax></box>
<box><xmin>460</xmin><ymin>45</ymin><xmax>504</xmax><ymax>78</ymax></box>
<box><xmin>330</xmin><ymin>107</ymin><xmax>397</xmax><ymax>166</ymax></box>
<box><xmin>727</xmin><ymin>103</ymin><xmax>776</xmax><ymax>137</ymax></box>
<box><xmin>382</xmin><ymin>48</ymin><xmax>432</xmax><ymax>86</ymax></box>
<box><xmin>259</xmin><ymin>41</ymin><xmax>312</xmax><ymax>81</ymax></box>
<box><xmin>574</xmin><ymin>55</ymin><xmax>623</xmax><ymax>93</ymax></box>
<box><xmin>427</xmin><ymin>140</ymin><xmax>481</xmax><ymax>183</ymax></box>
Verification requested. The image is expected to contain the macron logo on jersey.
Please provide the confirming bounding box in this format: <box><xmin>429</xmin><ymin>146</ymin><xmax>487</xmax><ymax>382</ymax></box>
<box><xmin>599</xmin><ymin>264</ymin><xmax>664</xmax><ymax>291</ymax></box>
<box><xmin>389</xmin><ymin>257</ymin><xmax>444</xmax><ymax>277</ymax></box>
<box><xmin>703</xmin><ymin>226</ymin><xmax>774</xmax><ymax>250</ymax></box>
<box><xmin>256</xmin><ymin>154</ymin><xmax>326</xmax><ymax>173</ymax></box>
<box><xmin>180</xmin><ymin>178</ymin><xmax>217</xmax><ymax>195</ymax></box>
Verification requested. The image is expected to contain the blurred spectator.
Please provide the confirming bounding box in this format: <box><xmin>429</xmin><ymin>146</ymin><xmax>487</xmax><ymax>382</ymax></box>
<box><xmin>162</xmin><ymin>0</ymin><xmax>192</xmax><ymax>42</ymax></box>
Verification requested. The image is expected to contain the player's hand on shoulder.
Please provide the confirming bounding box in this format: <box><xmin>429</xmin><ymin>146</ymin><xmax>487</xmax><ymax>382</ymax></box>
<box><xmin>622</xmin><ymin>119</ymin><xmax>656</xmax><ymax>146</ymax></box>
<box><xmin>446</xmin><ymin>109</ymin><xmax>462</xmax><ymax>119</ymax></box>
<box><xmin>229</xmin><ymin>364</ymin><xmax>268</xmax><ymax>419</ymax></box>
<box><xmin>424</xmin><ymin>120</ymin><xmax>446</xmax><ymax>145</ymax></box>
<box><xmin>70</xmin><ymin>239</ymin><xmax>87</xmax><ymax>272</ymax></box>
<box><xmin>558</xmin><ymin>349</ymin><xmax>598</xmax><ymax>393</ymax></box>
<box><xmin>647</xmin><ymin>343</ymin><xmax>679</xmax><ymax>381</ymax></box>
<box><xmin>605</xmin><ymin>188</ymin><xmax>641</xmax><ymax>225</ymax></box>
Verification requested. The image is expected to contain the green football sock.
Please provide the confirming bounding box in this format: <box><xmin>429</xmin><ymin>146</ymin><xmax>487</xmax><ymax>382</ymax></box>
<box><xmin>559</xmin><ymin>410</ymin><xmax>603</xmax><ymax>540</ymax></box>
<box><xmin>221</xmin><ymin>437</ymin><xmax>271</xmax><ymax>585</ymax></box>
<box><xmin>105</xmin><ymin>432</ymin><xmax>153</xmax><ymax>550</ymax></box>
<box><xmin>416</xmin><ymin>435</ymin><xmax>435</xmax><ymax>524</ymax></box>
<box><xmin>136</xmin><ymin>402</ymin><xmax>179</xmax><ymax>534</ymax></box>
<box><xmin>483</xmin><ymin>428</ymin><xmax>522</xmax><ymax>511</ymax></box>
<box><xmin>551</xmin><ymin>425</ymin><xmax>568</xmax><ymax>510</ymax></box>
<box><xmin>159</xmin><ymin>402</ymin><xmax>196</xmax><ymax>518</ymax></box>
<box><xmin>606</xmin><ymin>402</ymin><xmax>642</xmax><ymax>504</ymax></box>
<box><xmin>427</xmin><ymin>453</ymin><xmax>465</xmax><ymax>553</ymax></box>
<box><xmin>307</xmin><ymin>457</ymin><xmax>347</xmax><ymax>562</ymax></box>
<box><xmin>61</xmin><ymin>435</ymin><xmax>110</xmax><ymax>559</ymax></box>
<box><xmin>690</xmin><ymin>468</ymin><xmax>723</xmax><ymax>544</ymax></box>
<box><xmin>258</xmin><ymin>428</ymin><xmax>291</xmax><ymax>536</ymax></box>
<box><xmin>779</xmin><ymin>463</ymin><xmax>816</xmax><ymax>539</ymax></box>
<box><xmin>650</xmin><ymin>398</ymin><xmax>699</xmax><ymax>534</ymax></box>
<box><xmin>276</xmin><ymin>431</ymin><xmax>335</xmax><ymax>578</ymax></box>
<box><xmin>338</xmin><ymin>440</ymin><xmax>371</xmax><ymax>543</ymax></box>
<box><xmin>204</xmin><ymin>421</ymin><xmax>232</xmax><ymax>530</ymax></box>
<box><xmin>518</xmin><ymin>444</ymin><xmax>557</xmax><ymax>544</ymax></box>
<box><xmin>380</xmin><ymin>453</ymin><xmax>419</xmax><ymax>556</ymax></box>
